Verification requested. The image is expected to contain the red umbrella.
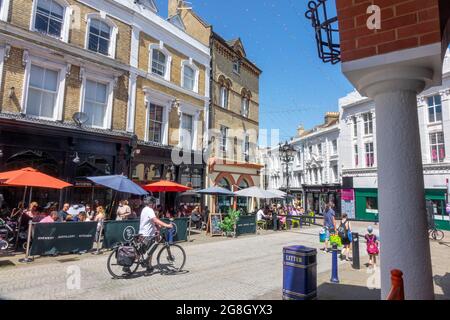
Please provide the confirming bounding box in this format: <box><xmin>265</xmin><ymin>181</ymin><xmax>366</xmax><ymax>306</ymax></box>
<box><xmin>143</xmin><ymin>180</ymin><xmax>192</xmax><ymax>193</ymax></box>
<box><xmin>0</xmin><ymin>167</ymin><xmax>72</xmax><ymax>189</ymax></box>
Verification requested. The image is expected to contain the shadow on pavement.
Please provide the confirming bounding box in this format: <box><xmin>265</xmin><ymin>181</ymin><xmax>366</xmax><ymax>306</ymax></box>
<box><xmin>434</xmin><ymin>273</ymin><xmax>450</xmax><ymax>299</ymax></box>
<box><xmin>318</xmin><ymin>282</ymin><xmax>380</xmax><ymax>300</ymax></box>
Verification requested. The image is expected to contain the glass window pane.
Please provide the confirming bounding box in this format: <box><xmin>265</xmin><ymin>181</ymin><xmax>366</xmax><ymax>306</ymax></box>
<box><xmin>96</xmin><ymin>82</ymin><xmax>108</xmax><ymax>103</ymax></box>
<box><xmin>43</xmin><ymin>68</ymin><xmax>58</xmax><ymax>91</ymax></box>
<box><xmin>98</xmin><ymin>38</ymin><xmax>109</xmax><ymax>55</ymax></box>
<box><xmin>26</xmin><ymin>88</ymin><xmax>42</xmax><ymax>116</ymax></box>
<box><xmin>30</xmin><ymin>65</ymin><xmax>45</xmax><ymax>88</ymax></box>
<box><xmin>40</xmin><ymin>91</ymin><xmax>56</xmax><ymax>118</ymax></box>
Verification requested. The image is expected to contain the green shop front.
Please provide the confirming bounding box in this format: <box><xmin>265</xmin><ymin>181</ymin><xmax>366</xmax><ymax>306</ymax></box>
<box><xmin>354</xmin><ymin>188</ymin><xmax>450</xmax><ymax>230</ymax></box>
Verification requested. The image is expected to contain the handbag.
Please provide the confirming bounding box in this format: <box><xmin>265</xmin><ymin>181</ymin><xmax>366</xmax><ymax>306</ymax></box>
<box><xmin>347</xmin><ymin>230</ymin><xmax>353</xmax><ymax>242</ymax></box>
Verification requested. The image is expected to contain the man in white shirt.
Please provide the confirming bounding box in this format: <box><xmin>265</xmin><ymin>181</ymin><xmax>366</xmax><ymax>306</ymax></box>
<box><xmin>256</xmin><ymin>207</ymin><xmax>270</xmax><ymax>222</ymax></box>
<box><xmin>139</xmin><ymin>196</ymin><xmax>173</xmax><ymax>273</ymax></box>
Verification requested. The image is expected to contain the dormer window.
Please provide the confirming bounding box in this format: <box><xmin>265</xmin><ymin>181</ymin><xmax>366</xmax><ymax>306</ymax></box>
<box><xmin>31</xmin><ymin>0</ymin><xmax>72</xmax><ymax>42</ymax></box>
<box><xmin>85</xmin><ymin>14</ymin><xmax>118</xmax><ymax>58</ymax></box>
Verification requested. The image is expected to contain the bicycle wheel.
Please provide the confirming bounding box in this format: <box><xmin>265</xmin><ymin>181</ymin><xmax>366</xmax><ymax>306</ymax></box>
<box><xmin>107</xmin><ymin>248</ymin><xmax>140</xmax><ymax>279</ymax></box>
<box><xmin>156</xmin><ymin>244</ymin><xmax>186</xmax><ymax>273</ymax></box>
<box><xmin>434</xmin><ymin>230</ymin><xmax>445</xmax><ymax>241</ymax></box>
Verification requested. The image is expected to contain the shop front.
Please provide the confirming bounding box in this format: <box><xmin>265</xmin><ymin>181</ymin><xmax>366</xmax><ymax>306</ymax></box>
<box><xmin>354</xmin><ymin>188</ymin><xmax>450</xmax><ymax>230</ymax></box>
<box><xmin>0</xmin><ymin>118</ymin><xmax>131</xmax><ymax>208</ymax></box>
<box><xmin>303</xmin><ymin>185</ymin><xmax>341</xmax><ymax>216</ymax></box>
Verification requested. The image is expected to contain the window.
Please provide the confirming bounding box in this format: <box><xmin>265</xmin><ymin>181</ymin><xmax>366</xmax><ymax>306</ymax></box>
<box><xmin>152</xmin><ymin>49</ymin><xmax>167</xmax><ymax>77</ymax></box>
<box><xmin>366</xmin><ymin>197</ymin><xmax>378</xmax><ymax>214</ymax></box>
<box><xmin>34</xmin><ymin>0</ymin><xmax>64</xmax><ymax>38</ymax></box>
<box><xmin>308</xmin><ymin>145</ymin><xmax>313</xmax><ymax>159</ymax></box>
<box><xmin>241</xmin><ymin>97</ymin><xmax>249</xmax><ymax>117</ymax></box>
<box><xmin>88</xmin><ymin>19</ymin><xmax>111</xmax><ymax>56</ymax></box>
<box><xmin>332</xmin><ymin>140</ymin><xmax>338</xmax><ymax>155</ymax></box>
<box><xmin>182</xmin><ymin>65</ymin><xmax>195</xmax><ymax>91</ymax></box>
<box><xmin>233</xmin><ymin>60</ymin><xmax>241</xmax><ymax>74</ymax></box>
<box><xmin>26</xmin><ymin>64</ymin><xmax>59</xmax><ymax>119</ymax></box>
<box><xmin>332</xmin><ymin>165</ymin><xmax>338</xmax><ymax>182</ymax></box>
<box><xmin>220</xmin><ymin>86</ymin><xmax>229</xmax><ymax>109</ymax></box>
<box><xmin>430</xmin><ymin>132</ymin><xmax>445</xmax><ymax>163</ymax></box>
<box><xmin>352</xmin><ymin>116</ymin><xmax>358</xmax><ymax>137</ymax></box>
<box><xmin>181</xmin><ymin>113</ymin><xmax>194</xmax><ymax>150</ymax></box>
<box><xmin>83</xmin><ymin>80</ymin><xmax>108</xmax><ymax>128</ymax></box>
<box><xmin>317</xmin><ymin>143</ymin><xmax>322</xmax><ymax>155</ymax></box>
<box><xmin>219</xmin><ymin>125</ymin><xmax>228</xmax><ymax>156</ymax></box>
<box><xmin>148</xmin><ymin>103</ymin><xmax>164</xmax><ymax>143</ymax></box>
<box><xmin>354</xmin><ymin>145</ymin><xmax>359</xmax><ymax>167</ymax></box>
<box><xmin>428</xmin><ymin>95</ymin><xmax>442</xmax><ymax>123</ymax></box>
<box><xmin>243</xmin><ymin>134</ymin><xmax>250</xmax><ymax>162</ymax></box>
<box><xmin>0</xmin><ymin>0</ymin><xmax>10</xmax><ymax>22</ymax></box>
<box><xmin>363</xmin><ymin>113</ymin><xmax>373</xmax><ymax>135</ymax></box>
<box><xmin>365</xmin><ymin>142</ymin><xmax>375</xmax><ymax>167</ymax></box>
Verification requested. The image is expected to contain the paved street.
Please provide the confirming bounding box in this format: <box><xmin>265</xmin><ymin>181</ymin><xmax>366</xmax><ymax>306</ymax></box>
<box><xmin>0</xmin><ymin>223</ymin><xmax>449</xmax><ymax>300</ymax></box>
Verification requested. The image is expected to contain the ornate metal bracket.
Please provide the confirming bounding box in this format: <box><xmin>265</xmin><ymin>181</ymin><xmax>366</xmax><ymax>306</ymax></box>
<box><xmin>305</xmin><ymin>0</ymin><xmax>341</xmax><ymax>65</ymax></box>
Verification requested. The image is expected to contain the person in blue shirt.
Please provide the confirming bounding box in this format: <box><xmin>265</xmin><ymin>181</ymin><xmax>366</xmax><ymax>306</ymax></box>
<box><xmin>321</xmin><ymin>202</ymin><xmax>336</xmax><ymax>253</ymax></box>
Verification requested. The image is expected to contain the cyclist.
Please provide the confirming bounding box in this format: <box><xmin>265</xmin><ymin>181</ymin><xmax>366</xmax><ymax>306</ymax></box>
<box><xmin>137</xmin><ymin>196</ymin><xmax>173</xmax><ymax>273</ymax></box>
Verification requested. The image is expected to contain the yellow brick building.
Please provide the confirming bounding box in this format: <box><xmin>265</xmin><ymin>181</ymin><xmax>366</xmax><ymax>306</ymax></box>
<box><xmin>0</xmin><ymin>0</ymin><xmax>210</xmax><ymax>209</ymax></box>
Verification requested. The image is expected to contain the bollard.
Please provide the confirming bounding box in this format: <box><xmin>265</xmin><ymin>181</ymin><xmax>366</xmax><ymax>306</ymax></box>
<box><xmin>352</xmin><ymin>232</ymin><xmax>360</xmax><ymax>270</ymax></box>
<box><xmin>19</xmin><ymin>221</ymin><xmax>34</xmax><ymax>263</ymax></box>
<box><xmin>330</xmin><ymin>244</ymin><xmax>340</xmax><ymax>283</ymax></box>
<box><xmin>387</xmin><ymin>270</ymin><xmax>405</xmax><ymax>300</ymax></box>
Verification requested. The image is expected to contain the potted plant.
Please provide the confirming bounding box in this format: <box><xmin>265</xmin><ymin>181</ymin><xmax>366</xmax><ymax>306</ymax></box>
<box><xmin>219</xmin><ymin>209</ymin><xmax>240</xmax><ymax>237</ymax></box>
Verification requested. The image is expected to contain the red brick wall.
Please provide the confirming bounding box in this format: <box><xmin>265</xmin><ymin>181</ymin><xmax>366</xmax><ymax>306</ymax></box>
<box><xmin>336</xmin><ymin>0</ymin><xmax>442</xmax><ymax>62</ymax></box>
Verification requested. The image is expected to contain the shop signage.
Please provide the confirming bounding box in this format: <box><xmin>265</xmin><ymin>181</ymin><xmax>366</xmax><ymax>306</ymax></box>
<box><xmin>341</xmin><ymin>189</ymin><xmax>355</xmax><ymax>219</ymax></box>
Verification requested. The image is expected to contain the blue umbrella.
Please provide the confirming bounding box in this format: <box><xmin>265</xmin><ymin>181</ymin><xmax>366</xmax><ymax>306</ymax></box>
<box><xmin>196</xmin><ymin>186</ymin><xmax>236</xmax><ymax>196</ymax></box>
<box><xmin>87</xmin><ymin>175</ymin><xmax>148</xmax><ymax>196</ymax></box>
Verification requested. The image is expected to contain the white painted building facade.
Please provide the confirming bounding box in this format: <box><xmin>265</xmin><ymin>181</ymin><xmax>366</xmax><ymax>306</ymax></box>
<box><xmin>339</xmin><ymin>50</ymin><xmax>450</xmax><ymax>230</ymax></box>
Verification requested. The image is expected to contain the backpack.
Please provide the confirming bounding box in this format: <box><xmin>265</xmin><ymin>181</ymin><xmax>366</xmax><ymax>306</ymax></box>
<box><xmin>366</xmin><ymin>235</ymin><xmax>379</xmax><ymax>255</ymax></box>
<box><xmin>338</xmin><ymin>221</ymin><xmax>348</xmax><ymax>239</ymax></box>
<box><xmin>116</xmin><ymin>245</ymin><xmax>137</xmax><ymax>267</ymax></box>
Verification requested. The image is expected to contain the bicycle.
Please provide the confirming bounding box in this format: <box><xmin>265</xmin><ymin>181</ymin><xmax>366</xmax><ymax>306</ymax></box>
<box><xmin>106</xmin><ymin>223</ymin><xmax>186</xmax><ymax>279</ymax></box>
<box><xmin>429</xmin><ymin>227</ymin><xmax>445</xmax><ymax>241</ymax></box>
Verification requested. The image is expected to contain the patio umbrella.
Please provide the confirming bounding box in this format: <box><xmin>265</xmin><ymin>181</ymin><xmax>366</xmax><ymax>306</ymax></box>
<box><xmin>196</xmin><ymin>186</ymin><xmax>236</xmax><ymax>196</ymax></box>
<box><xmin>143</xmin><ymin>180</ymin><xmax>192</xmax><ymax>193</ymax></box>
<box><xmin>87</xmin><ymin>175</ymin><xmax>148</xmax><ymax>196</ymax></box>
<box><xmin>267</xmin><ymin>189</ymin><xmax>287</xmax><ymax>198</ymax></box>
<box><xmin>0</xmin><ymin>167</ymin><xmax>72</xmax><ymax>189</ymax></box>
<box><xmin>235</xmin><ymin>186</ymin><xmax>281</xmax><ymax>199</ymax></box>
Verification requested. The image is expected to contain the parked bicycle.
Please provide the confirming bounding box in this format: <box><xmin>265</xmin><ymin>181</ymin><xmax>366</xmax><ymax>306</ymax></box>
<box><xmin>429</xmin><ymin>227</ymin><xmax>445</xmax><ymax>241</ymax></box>
<box><xmin>107</xmin><ymin>223</ymin><xmax>186</xmax><ymax>279</ymax></box>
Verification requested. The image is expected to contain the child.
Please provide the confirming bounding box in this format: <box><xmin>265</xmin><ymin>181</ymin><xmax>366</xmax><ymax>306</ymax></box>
<box><xmin>365</xmin><ymin>226</ymin><xmax>379</xmax><ymax>268</ymax></box>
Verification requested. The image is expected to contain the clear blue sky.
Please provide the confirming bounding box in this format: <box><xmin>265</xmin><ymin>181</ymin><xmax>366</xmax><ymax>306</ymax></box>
<box><xmin>154</xmin><ymin>0</ymin><xmax>354</xmax><ymax>144</ymax></box>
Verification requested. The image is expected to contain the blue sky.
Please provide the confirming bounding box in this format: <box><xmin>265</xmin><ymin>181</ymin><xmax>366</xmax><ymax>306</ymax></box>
<box><xmin>154</xmin><ymin>0</ymin><xmax>354</xmax><ymax>144</ymax></box>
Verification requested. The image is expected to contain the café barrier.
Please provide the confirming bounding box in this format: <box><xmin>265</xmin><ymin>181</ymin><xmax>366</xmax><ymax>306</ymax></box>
<box><xmin>236</xmin><ymin>215</ymin><xmax>257</xmax><ymax>236</ymax></box>
<box><xmin>102</xmin><ymin>220</ymin><xmax>140</xmax><ymax>249</ymax></box>
<box><xmin>29</xmin><ymin>222</ymin><xmax>97</xmax><ymax>257</ymax></box>
<box><xmin>161</xmin><ymin>218</ymin><xmax>189</xmax><ymax>242</ymax></box>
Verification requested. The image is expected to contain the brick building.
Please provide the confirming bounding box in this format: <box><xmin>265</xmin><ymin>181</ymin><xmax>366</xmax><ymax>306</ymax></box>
<box><xmin>0</xmin><ymin>0</ymin><xmax>210</xmax><ymax>209</ymax></box>
<box><xmin>168</xmin><ymin>0</ymin><xmax>263</xmax><ymax>213</ymax></box>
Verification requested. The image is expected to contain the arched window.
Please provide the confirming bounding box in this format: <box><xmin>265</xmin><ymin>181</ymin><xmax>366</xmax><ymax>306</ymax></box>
<box><xmin>237</xmin><ymin>179</ymin><xmax>250</xmax><ymax>214</ymax></box>
<box><xmin>85</xmin><ymin>14</ymin><xmax>118</xmax><ymax>58</ymax></box>
<box><xmin>181</xmin><ymin>60</ymin><xmax>199</xmax><ymax>92</ymax></box>
<box><xmin>218</xmin><ymin>178</ymin><xmax>232</xmax><ymax>214</ymax></box>
<box><xmin>31</xmin><ymin>0</ymin><xmax>71</xmax><ymax>41</ymax></box>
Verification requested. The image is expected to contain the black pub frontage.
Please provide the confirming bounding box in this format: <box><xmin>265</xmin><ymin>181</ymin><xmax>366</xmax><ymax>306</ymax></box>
<box><xmin>0</xmin><ymin>115</ymin><xmax>133</xmax><ymax>209</ymax></box>
<box><xmin>131</xmin><ymin>142</ymin><xmax>206</xmax><ymax>211</ymax></box>
<box><xmin>303</xmin><ymin>184</ymin><xmax>342</xmax><ymax>217</ymax></box>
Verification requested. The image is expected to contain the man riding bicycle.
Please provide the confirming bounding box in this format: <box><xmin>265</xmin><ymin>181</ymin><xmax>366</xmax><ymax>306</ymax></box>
<box><xmin>134</xmin><ymin>196</ymin><xmax>173</xmax><ymax>273</ymax></box>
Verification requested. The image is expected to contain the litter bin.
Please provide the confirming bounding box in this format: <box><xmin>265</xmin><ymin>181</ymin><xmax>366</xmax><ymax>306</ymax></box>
<box><xmin>283</xmin><ymin>246</ymin><xmax>317</xmax><ymax>300</ymax></box>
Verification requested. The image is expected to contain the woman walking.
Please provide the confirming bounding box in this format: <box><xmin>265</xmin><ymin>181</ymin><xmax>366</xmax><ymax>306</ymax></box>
<box><xmin>338</xmin><ymin>213</ymin><xmax>352</xmax><ymax>261</ymax></box>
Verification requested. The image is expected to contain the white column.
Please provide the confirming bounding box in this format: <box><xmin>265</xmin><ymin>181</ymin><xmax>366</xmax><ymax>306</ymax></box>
<box><xmin>126</xmin><ymin>73</ymin><xmax>137</xmax><ymax>133</ymax></box>
<box><xmin>361</xmin><ymin>66</ymin><xmax>435</xmax><ymax>300</ymax></box>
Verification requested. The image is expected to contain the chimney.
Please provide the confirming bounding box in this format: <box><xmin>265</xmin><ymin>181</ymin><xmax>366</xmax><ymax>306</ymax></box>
<box><xmin>324</xmin><ymin>112</ymin><xmax>339</xmax><ymax>125</ymax></box>
<box><xmin>297</xmin><ymin>125</ymin><xmax>305</xmax><ymax>137</ymax></box>
<box><xmin>168</xmin><ymin>0</ymin><xmax>180</xmax><ymax>17</ymax></box>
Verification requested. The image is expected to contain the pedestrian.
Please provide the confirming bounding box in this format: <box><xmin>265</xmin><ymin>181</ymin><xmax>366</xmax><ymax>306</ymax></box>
<box><xmin>190</xmin><ymin>206</ymin><xmax>202</xmax><ymax>230</ymax></box>
<box><xmin>321</xmin><ymin>202</ymin><xmax>336</xmax><ymax>253</ymax></box>
<box><xmin>338</xmin><ymin>213</ymin><xmax>352</xmax><ymax>261</ymax></box>
<box><xmin>365</xmin><ymin>226</ymin><xmax>379</xmax><ymax>268</ymax></box>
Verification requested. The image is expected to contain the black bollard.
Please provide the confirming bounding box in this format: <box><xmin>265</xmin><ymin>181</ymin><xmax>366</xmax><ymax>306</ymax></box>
<box><xmin>272</xmin><ymin>212</ymin><xmax>278</xmax><ymax>231</ymax></box>
<box><xmin>352</xmin><ymin>232</ymin><xmax>360</xmax><ymax>270</ymax></box>
<box><xmin>330</xmin><ymin>244</ymin><xmax>339</xmax><ymax>283</ymax></box>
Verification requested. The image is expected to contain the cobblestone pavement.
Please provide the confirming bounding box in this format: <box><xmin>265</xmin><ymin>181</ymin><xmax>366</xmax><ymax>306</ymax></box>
<box><xmin>0</xmin><ymin>223</ymin><xmax>448</xmax><ymax>300</ymax></box>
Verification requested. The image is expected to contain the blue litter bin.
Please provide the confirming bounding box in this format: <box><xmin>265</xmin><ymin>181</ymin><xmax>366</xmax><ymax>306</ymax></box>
<box><xmin>283</xmin><ymin>245</ymin><xmax>317</xmax><ymax>300</ymax></box>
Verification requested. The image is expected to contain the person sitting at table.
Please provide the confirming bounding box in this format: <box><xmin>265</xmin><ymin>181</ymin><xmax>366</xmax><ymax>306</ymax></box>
<box><xmin>58</xmin><ymin>203</ymin><xmax>70</xmax><ymax>222</ymax></box>
<box><xmin>40</xmin><ymin>211</ymin><xmax>59</xmax><ymax>223</ymax></box>
<box><xmin>190</xmin><ymin>206</ymin><xmax>202</xmax><ymax>230</ymax></box>
<box><xmin>74</xmin><ymin>211</ymin><xmax>89</xmax><ymax>222</ymax></box>
<box><xmin>116</xmin><ymin>200</ymin><xmax>132</xmax><ymax>221</ymax></box>
<box><xmin>257</xmin><ymin>206</ymin><xmax>271</xmax><ymax>222</ymax></box>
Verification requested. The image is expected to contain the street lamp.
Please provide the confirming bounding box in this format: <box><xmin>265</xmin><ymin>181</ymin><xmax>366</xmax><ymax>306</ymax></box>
<box><xmin>279</xmin><ymin>141</ymin><xmax>296</xmax><ymax>200</ymax></box>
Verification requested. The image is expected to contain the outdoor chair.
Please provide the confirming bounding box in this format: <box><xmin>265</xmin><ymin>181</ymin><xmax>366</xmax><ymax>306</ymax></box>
<box><xmin>257</xmin><ymin>220</ymin><xmax>267</xmax><ymax>231</ymax></box>
<box><xmin>291</xmin><ymin>218</ymin><xmax>300</xmax><ymax>229</ymax></box>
